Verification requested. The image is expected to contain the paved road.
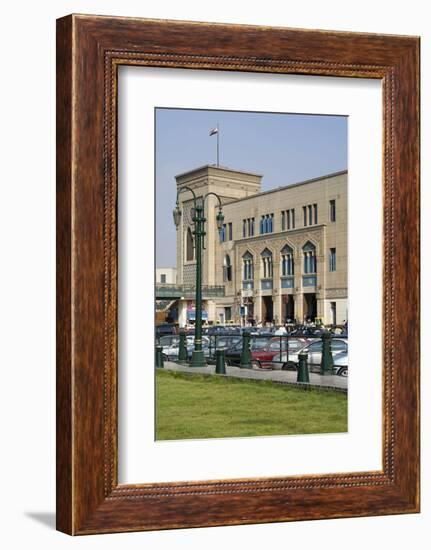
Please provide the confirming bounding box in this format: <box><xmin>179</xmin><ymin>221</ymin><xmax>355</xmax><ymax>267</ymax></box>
<box><xmin>162</xmin><ymin>361</ymin><xmax>348</xmax><ymax>392</ymax></box>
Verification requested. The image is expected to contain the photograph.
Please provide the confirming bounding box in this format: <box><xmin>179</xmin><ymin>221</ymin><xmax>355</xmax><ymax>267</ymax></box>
<box><xmin>0</xmin><ymin>0</ymin><xmax>424</xmax><ymax>544</ymax></box>
<box><xmin>155</xmin><ymin>107</ymin><xmax>349</xmax><ymax>441</ymax></box>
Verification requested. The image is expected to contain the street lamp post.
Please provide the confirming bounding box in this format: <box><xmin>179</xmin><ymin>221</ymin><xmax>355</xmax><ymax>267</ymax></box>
<box><xmin>173</xmin><ymin>186</ymin><xmax>224</xmax><ymax>367</ymax></box>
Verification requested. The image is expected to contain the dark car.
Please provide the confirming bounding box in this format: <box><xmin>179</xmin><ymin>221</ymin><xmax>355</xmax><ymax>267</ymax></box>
<box><xmin>207</xmin><ymin>326</ymin><xmax>241</xmax><ymax>336</ymax></box>
<box><xmin>156</xmin><ymin>323</ymin><xmax>177</xmax><ymax>338</ymax></box>
<box><xmin>247</xmin><ymin>327</ymin><xmax>273</xmax><ymax>336</ymax></box>
<box><xmin>329</xmin><ymin>325</ymin><xmax>348</xmax><ymax>338</ymax></box>
<box><xmin>208</xmin><ymin>334</ymin><xmax>242</xmax><ymax>355</ymax></box>
<box><xmin>218</xmin><ymin>334</ymin><xmax>242</xmax><ymax>345</ymax></box>
<box><xmin>289</xmin><ymin>325</ymin><xmax>326</xmax><ymax>339</ymax></box>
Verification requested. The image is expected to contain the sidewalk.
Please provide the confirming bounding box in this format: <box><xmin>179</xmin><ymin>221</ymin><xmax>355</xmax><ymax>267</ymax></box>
<box><xmin>162</xmin><ymin>361</ymin><xmax>348</xmax><ymax>393</ymax></box>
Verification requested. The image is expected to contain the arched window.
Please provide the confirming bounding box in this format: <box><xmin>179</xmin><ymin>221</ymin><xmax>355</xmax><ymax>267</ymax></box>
<box><xmin>261</xmin><ymin>248</ymin><xmax>273</xmax><ymax>279</ymax></box>
<box><xmin>281</xmin><ymin>244</ymin><xmax>294</xmax><ymax>276</ymax></box>
<box><xmin>303</xmin><ymin>241</ymin><xmax>317</xmax><ymax>274</ymax></box>
<box><xmin>186</xmin><ymin>227</ymin><xmax>194</xmax><ymax>261</ymax></box>
<box><xmin>242</xmin><ymin>251</ymin><xmax>254</xmax><ymax>281</ymax></box>
<box><xmin>223</xmin><ymin>254</ymin><xmax>232</xmax><ymax>282</ymax></box>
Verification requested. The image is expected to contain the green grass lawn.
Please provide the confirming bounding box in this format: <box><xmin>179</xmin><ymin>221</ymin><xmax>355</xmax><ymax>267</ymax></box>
<box><xmin>156</xmin><ymin>370</ymin><xmax>347</xmax><ymax>440</ymax></box>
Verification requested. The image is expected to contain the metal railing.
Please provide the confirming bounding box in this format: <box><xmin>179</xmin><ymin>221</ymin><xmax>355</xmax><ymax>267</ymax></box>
<box><xmin>156</xmin><ymin>327</ymin><xmax>347</xmax><ymax>374</ymax></box>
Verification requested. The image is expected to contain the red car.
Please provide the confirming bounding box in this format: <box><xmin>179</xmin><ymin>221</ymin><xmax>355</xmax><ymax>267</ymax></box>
<box><xmin>251</xmin><ymin>337</ymin><xmax>290</xmax><ymax>368</ymax></box>
<box><xmin>251</xmin><ymin>337</ymin><xmax>305</xmax><ymax>369</ymax></box>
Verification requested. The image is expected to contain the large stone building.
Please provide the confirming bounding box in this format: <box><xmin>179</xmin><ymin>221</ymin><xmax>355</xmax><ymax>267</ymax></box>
<box><xmin>174</xmin><ymin>165</ymin><xmax>347</xmax><ymax>327</ymax></box>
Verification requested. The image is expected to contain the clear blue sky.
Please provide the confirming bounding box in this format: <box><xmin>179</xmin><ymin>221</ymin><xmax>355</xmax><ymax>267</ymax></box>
<box><xmin>155</xmin><ymin>108</ymin><xmax>347</xmax><ymax>267</ymax></box>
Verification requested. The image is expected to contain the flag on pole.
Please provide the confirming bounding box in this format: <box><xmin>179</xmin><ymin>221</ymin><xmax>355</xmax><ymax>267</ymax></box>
<box><xmin>209</xmin><ymin>127</ymin><xmax>218</xmax><ymax>136</ymax></box>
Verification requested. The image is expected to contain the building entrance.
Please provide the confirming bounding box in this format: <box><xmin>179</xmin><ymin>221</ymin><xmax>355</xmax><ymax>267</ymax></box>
<box><xmin>241</xmin><ymin>298</ymin><xmax>254</xmax><ymax>325</ymax></box>
<box><xmin>303</xmin><ymin>293</ymin><xmax>317</xmax><ymax>322</ymax></box>
<box><xmin>330</xmin><ymin>302</ymin><xmax>336</xmax><ymax>325</ymax></box>
<box><xmin>283</xmin><ymin>295</ymin><xmax>295</xmax><ymax>322</ymax></box>
<box><xmin>262</xmin><ymin>296</ymin><xmax>274</xmax><ymax>324</ymax></box>
<box><xmin>224</xmin><ymin>306</ymin><xmax>232</xmax><ymax>322</ymax></box>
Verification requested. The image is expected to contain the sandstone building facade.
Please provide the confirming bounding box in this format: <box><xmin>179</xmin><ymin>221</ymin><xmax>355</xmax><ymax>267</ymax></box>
<box><xmin>174</xmin><ymin>165</ymin><xmax>347</xmax><ymax>327</ymax></box>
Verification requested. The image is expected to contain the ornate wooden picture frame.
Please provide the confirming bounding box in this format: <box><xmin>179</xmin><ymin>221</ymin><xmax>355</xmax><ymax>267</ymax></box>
<box><xmin>56</xmin><ymin>14</ymin><xmax>420</xmax><ymax>534</ymax></box>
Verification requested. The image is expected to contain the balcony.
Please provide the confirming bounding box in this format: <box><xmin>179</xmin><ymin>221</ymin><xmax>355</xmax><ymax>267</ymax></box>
<box><xmin>281</xmin><ymin>276</ymin><xmax>294</xmax><ymax>289</ymax></box>
<box><xmin>261</xmin><ymin>279</ymin><xmax>273</xmax><ymax>290</ymax></box>
<box><xmin>242</xmin><ymin>280</ymin><xmax>254</xmax><ymax>291</ymax></box>
<box><xmin>302</xmin><ymin>275</ymin><xmax>317</xmax><ymax>287</ymax></box>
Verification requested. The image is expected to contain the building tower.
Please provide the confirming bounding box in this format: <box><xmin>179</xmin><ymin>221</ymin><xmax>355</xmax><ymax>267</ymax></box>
<box><xmin>175</xmin><ymin>165</ymin><xmax>262</xmax><ymax>325</ymax></box>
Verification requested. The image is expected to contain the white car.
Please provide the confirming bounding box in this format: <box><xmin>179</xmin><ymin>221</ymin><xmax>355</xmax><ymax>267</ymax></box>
<box><xmin>159</xmin><ymin>335</ymin><xmax>209</xmax><ymax>360</ymax></box>
<box><xmin>332</xmin><ymin>352</ymin><xmax>348</xmax><ymax>377</ymax></box>
<box><xmin>271</xmin><ymin>338</ymin><xmax>348</xmax><ymax>375</ymax></box>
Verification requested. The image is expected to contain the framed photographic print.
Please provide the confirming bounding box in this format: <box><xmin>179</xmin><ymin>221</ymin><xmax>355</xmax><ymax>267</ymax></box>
<box><xmin>56</xmin><ymin>14</ymin><xmax>420</xmax><ymax>534</ymax></box>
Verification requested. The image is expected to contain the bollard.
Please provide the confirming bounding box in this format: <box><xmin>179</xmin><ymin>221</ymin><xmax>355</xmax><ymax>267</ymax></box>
<box><xmin>320</xmin><ymin>331</ymin><xmax>334</xmax><ymax>375</ymax></box>
<box><xmin>240</xmin><ymin>331</ymin><xmax>252</xmax><ymax>369</ymax></box>
<box><xmin>155</xmin><ymin>345</ymin><xmax>164</xmax><ymax>369</ymax></box>
<box><xmin>212</xmin><ymin>335</ymin><xmax>217</xmax><ymax>362</ymax></box>
<box><xmin>297</xmin><ymin>351</ymin><xmax>310</xmax><ymax>383</ymax></box>
<box><xmin>178</xmin><ymin>331</ymin><xmax>188</xmax><ymax>362</ymax></box>
<box><xmin>208</xmin><ymin>336</ymin><xmax>213</xmax><ymax>361</ymax></box>
<box><xmin>215</xmin><ymin>348</ymin><xmax>226</xmax><ymax>374</ymax></box>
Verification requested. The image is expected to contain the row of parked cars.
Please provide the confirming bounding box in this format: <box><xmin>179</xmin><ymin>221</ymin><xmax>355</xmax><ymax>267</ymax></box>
<box><xmin>157</xmin><ymin>330</ymin><xmax>348</xmax><ymax>377</ymax></box>
<box><xmin>157</xmin><ymin>322</ymin><xmax>347</xmax><ymax>338</ymax></box>
<box><xmin>250</xmin><ymin>337</ymin><xmax>348</xmax><ymax>376</ymax></box>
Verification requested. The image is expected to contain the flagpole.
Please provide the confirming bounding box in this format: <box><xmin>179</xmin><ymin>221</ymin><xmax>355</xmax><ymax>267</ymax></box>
<box><xmin>209</xmin><ymin>124</ymin><xmax>220</xmax><ymax>167</ymax></box>
<box><xmin>217</xmin><ymin>122</ymin><xmax>219</xmax><ymax>167</ymax></box>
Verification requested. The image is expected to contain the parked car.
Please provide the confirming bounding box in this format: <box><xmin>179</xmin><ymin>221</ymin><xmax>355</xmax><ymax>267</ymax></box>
<box><xmin>249</xmin><ymin>334</ymin><xmax>272</xmax><ymax>350</ymax></box>
<box><xmin>156</xmin><ymin>323</ymin><xmax>177</xmax><ymax>337</ymax></box>
<box><xmin>266</xmin><ymin>338</ymin><xmax>311</xmax><ymax>367</ymax></box>
<box><xmin>294</xmin><ymin>342</ymin><xmax>348</xmax><ymax>377</ymax></box>
<box><xmin>223</xmin><ymin>337</ymin><xmax>270</xmax><ymax>366</ymax></box>
<box><xmin>158</xmin><ymin>334</ymin><xmax>179</xmax><ymax>352</ymax></box>
<box><xmin>246</xmin><ymin>327</ymin><xmax>274</xmax><ymax>338</ymax></box>
<box><xmin>208</xmin><ymin>334</ymin><xmax>242</xmax><ymax>354</ymax></box>
<box><xmin>159</xmin><ymin>335</ymin><xmax>210</xmax><ymax>361</ymax></box>
<box><xmin>250</xmin><ymin>337</ymin><xmax>308</xmax><ymax>369</ymax></box>
<box><xmin>329</xmin><ymin>328</ymin><xmax>348</xmax><ymax>338</ymax></box>
<box><xmin>332</xmin><ymin>352</ymin><xmax>348</xmax><ymax>377</ymax></box>
<box><xmin>271</xmin><ymin>338</ymin><xmax>348</xmax><ymax>374</ymax></box>
<box><xmin>289</xmin><ymin>325</ymin><xmax>327</xmax><ymax>340</ymax></box>
<box><xmin>190</xmin><ymin>339</ymin><xmax>212</xmax><ymax>361</ymax></box>
<box><xmin>328</xmin><ymin>325</ymin><xmax>348</xmax><ymax>338</ymax></box>
<box><xmin>207</xmin><ymin>326</ymin><xmax>241</xmax><ymax>336</ymax></box>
